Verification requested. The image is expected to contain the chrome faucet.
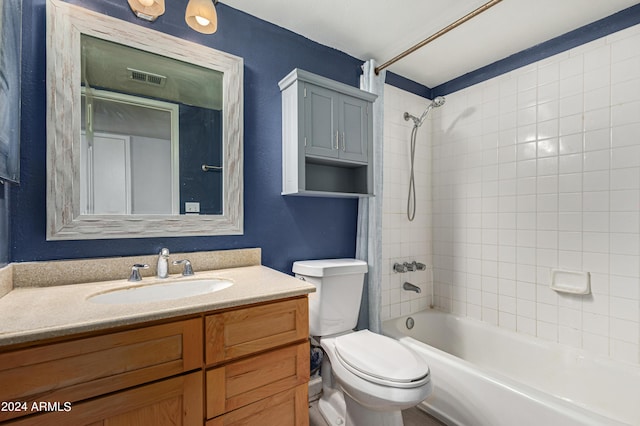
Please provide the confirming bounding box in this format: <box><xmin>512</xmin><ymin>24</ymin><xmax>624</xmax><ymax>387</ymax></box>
<box><xmin>403</xmin><ymin>282</ymin><xmax>421</xmax><ymax>293</ymax></box>
<box><xmin>403</xmin><ymin>262</ymin><xmax>416</xmax><ymax>272</ymax></box>
<box><xmin>412</xmin><ymin>261</ymin><xmax>427</xmax><ymax>271</ymax></box>
<box><xmin>157</xmin><ymin>248</ymin><xmax>170</xmax><ymax>278</ymax></box>
<box><xmin>129</xmin><ymin>264</ymin><xmax>149</xmax><ymax>282</ymax></box>
<box><xmin>173</xmin><ymin>259</ymin><xmax>194</xmax><ymax>276</ymax></box>
<box><xmin>393</xmin><ymin>263</ymin><xmax>407</xmax><ymax>273</ymax></box>
<box><xmin>394</xmin><ymin>261</ymin><xmax>429</xmax><ymax>273</ymax></box>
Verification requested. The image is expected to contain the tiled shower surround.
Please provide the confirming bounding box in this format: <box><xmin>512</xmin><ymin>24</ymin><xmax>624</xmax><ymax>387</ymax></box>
<box><xmin>381</xmin><ymin>85</ymin><xmax>434</xmax><ymax>321</ymax></box>
<box><xmin>429</xmin><ymin>24</ymin><xmax>640</xmax><ymax>365</ymax></box>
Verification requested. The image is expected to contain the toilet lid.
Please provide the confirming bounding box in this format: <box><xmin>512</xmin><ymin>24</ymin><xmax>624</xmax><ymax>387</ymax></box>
<box><xmin>334</xmin><ymin>330</ymin><xmax>430</xmax><ymax>387</ymax></box>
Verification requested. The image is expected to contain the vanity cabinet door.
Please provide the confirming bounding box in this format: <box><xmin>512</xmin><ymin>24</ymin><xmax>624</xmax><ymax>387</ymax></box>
<box><xmin>8</xmin><ymin>372</ymin><xmax>203</xmax><ymax>426</ymax></box>
<box><xmin>206</xmin><ymin>342</ymin><xmax>309</xmax><ymax>419</ymax></box>
<box><xmin>205</xmin><ymin>297</ymin><xmax>308</xmax><ymax>365</ymax></box>
<box><xmin>206</xmin><ymin>384</ymin><xmax>308</xmax><ymax>426</ymax></box>
<box><xmin>0</xmin><ymin>318</ymin><xmax>202</xmax><ymax>422</ymax></box>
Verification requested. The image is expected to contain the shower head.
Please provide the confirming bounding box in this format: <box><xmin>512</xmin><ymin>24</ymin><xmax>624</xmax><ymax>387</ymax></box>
<box><xmin>431</xmin><ymin>96</ymin><xmax>446</xmax><ymax>108</ymax></box>
<box><xmin>404</xmin><ymin>95</ymin><xmax>446</xmax><ymax>127</ymax></box>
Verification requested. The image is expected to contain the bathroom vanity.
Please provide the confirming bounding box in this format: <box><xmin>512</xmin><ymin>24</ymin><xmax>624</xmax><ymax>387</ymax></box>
<box><xmin>0</xmin><ymin>249</ymin><xmax>314</xmax><ymax>425</ymax></box>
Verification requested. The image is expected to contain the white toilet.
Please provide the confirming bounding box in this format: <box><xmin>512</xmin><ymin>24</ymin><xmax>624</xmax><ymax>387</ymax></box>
<box><xmin>293</xmin><ymin>259</ymin><xmax>432</xmax><ymax>426</ymax></box>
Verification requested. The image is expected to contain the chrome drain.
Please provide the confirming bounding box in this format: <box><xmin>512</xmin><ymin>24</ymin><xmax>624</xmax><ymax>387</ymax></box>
<box><xmin>406</xmin><ymin>317</ymin><xmax>415</xmax><ymax>329</ymax></box>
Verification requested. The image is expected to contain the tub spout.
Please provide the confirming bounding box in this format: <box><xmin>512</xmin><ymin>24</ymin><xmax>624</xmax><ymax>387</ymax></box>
<box><xmin>403</xmin><ymin>282</ymin><xmax>421</xmax><ymax>293</ymax></box>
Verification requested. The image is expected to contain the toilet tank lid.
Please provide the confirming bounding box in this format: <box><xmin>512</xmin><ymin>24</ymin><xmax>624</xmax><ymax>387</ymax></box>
<box><xmin>292</xmin><ymin>259</ymin><xmax>368</xmax><ymax>277</ymax></box>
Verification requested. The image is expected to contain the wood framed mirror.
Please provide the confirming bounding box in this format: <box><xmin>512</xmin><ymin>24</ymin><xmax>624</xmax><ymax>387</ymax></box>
<box><xmin>46</xmin><ymin>0</ymin><xmax>243</xmax><ymax>240</ymax></box>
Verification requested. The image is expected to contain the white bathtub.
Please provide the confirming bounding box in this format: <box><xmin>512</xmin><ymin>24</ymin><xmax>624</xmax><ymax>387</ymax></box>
<box><xmin>382</xmin><ymin>310</ymin><xmax>640</xmax><ymax>426</ymax></box>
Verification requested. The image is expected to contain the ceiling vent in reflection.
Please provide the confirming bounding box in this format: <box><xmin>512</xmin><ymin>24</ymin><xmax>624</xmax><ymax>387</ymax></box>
<box><xmin>127</xmin><ymin>67</ymin><xmax>167</xmax><ymax>87</ymax></box>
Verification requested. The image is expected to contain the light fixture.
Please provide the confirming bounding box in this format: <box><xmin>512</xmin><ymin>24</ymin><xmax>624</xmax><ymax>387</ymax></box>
<box><xmin>127</xmin><ymin>0</ymin><xmax>165</xmax><ymax>22</ymax></box>
<box><xmin>185</xmin><ymin>0</ymin><xmax>218</xmax><ymax>34</ymax></box>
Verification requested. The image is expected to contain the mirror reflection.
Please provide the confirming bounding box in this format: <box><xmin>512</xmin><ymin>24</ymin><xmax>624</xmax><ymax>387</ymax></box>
<box><xmin>80</xmin><ymin>35</ymin><xmax>223</xmax><ymax>215</ymax></box>
<box><xmin>47</xmin><ymin>0</ymin><xmax>243</xmax><ymax>240</ymax></box>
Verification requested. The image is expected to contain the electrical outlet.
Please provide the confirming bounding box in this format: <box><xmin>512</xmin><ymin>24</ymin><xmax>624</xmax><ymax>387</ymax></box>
<box><xmin>185</xmin><ymin>202</ymin><xmax>200</xmax><ymax>213</ymax></box>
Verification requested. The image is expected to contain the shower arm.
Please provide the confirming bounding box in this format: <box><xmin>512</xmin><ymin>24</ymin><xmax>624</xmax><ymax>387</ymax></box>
<box><xmin>375</xmin><ymin>0</ymin><xmax>504</xmax><ymax>75</ymax></box>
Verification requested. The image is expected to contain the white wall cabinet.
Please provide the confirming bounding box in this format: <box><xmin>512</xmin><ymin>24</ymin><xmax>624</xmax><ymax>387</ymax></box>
<box><xmin>279</xmin><ymin>69</ymin><xmax>376</xmax><ymax>197</ymax></box>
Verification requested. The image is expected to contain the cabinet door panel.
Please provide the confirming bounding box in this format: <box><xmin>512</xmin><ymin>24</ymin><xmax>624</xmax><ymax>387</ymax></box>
<box><xmin>205</xmin><ymin>297</ymin><xmax>308</xmax><ymax>365</ymax></box>
<box><xmin>206</xmin><ymin>384</ymin><xmax>308</xmax><ymax>426</ymax></box>
<box><xmin>339</xmin><ymin>95</ymin><xmax>369</xmax><ymax>163</ymax></box>
<box><xmin>304</xmin><ymin>84</ymin><xmax>338</xmax><ymax>159</ymax></box>
<box><xmin>8</xmin><ymin>372</ymin><xmax>203</xmax><ymax>426</ymax></box>
<box><xmin>206</xmin><ymin>342</ymin><xmax>309</xmax><ymax>418</ymax></box>
<box><xmin>0</xmin><ymin>319</ymin><xmax>202</xmax><ymax>422</ymax></box>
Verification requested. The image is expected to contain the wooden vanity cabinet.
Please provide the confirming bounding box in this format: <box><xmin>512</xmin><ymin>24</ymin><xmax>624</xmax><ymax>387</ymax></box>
<box><xmin>205</xmin><ymin>297</ymin><xmax>308</xmax><ymax>364</ymax></box>
<box><xmin>0</xmin><ymin>296</ymin><xmax>310</xmax><ymax>426</ymax></box>
<box><xmin>0</xmin><ymin>319</ymin><xmax>202</xmax><ymax>423</ymax></box>
<box><xmin>207</xmin><ymin>384</ymin><xmax>309</xmax><ymax>426</ymax></box>
<box><xmin>8</xmin><ymin>372</ymin><xmax>203</xmax><ymax>426</ymax></box>
<box><xmin>204</xmin><ymin>297</ymin><xmax>310</xmax><ymax>424</ymax></box>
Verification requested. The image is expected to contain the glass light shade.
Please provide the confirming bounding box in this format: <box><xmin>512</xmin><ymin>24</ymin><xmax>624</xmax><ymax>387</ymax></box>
<box><xmin>186</xmin><ymin>0</ymin><xmax>218</xmax><ymax>34</ymax></box>
<box><xmin>128</xmin><ymin>0</ymin><xmax>165</xmax><ymax>21</ymax></box>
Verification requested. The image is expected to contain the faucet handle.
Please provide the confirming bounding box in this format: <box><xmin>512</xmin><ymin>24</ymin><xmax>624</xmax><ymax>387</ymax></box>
<box><xmin>393</xmin><ymin>263</ymin><xmax>407</xmax><ymax>273</ymax></box>
<box><xmin>129</xmin><ymin>264</ymin><xmax>149</xmax><ymax>282</ymax></box>
<box><xmin>173</xmin><ymin>259</ymin><xmax>194</xmax><ymax>276</ymax></box>
<box><xmin>412</xmin><ymin>261</ymin><xmax>427</xmax><ymax>271</ymax></box>
<box><xmin>403</xmin><ymin>262</ymin><xmax>416</xmax><ymax>272</ymax></box>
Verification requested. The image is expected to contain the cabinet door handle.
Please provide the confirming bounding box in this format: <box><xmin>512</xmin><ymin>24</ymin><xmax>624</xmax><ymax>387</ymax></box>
<box><xmin>342</xmin><ymin>132</ymin><xmax>346</xmax><ymax>151</ymax></box>
<box><xmin>335</xmin><ymin>130</ymin><xmax>339</xmax><ymax>150</ymax></box>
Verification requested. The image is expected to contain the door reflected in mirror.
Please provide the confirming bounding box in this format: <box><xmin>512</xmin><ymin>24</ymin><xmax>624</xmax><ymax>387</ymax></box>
<box><xmin>80</xmin><ymin>35</ymin><xmax>223</xmax><ymax>216</ymax></box>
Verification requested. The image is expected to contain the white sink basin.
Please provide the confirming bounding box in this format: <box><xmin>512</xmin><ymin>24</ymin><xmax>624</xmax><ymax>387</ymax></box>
<box><xmin>88</xmin><ymin>278</ymin><xmax>233</xmax><ymax>304</ymax></box>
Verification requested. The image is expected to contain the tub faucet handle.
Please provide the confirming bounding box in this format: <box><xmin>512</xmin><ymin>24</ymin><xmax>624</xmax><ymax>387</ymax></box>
<box><xmin>413</xmin><ymin>261</ymin><xmax>427</xmax><ymax>271</ymax></box>
<box><xmin>173</xmin><ymin>259</ymin><xmax>194</xmax><ymax>276</ymax></box>
<box><xmin>128</xmin><ymin>264</ymin><xmax>149</xmax><ymax>282</ymax></box>
<box><xmin>393</xmin><ymin>263</ymin><xmax>407</xmax><ymax>273</ymax></box>
<box><xmin>403</xmin><ymin>262</ymin><xmax>416</xmax><ymax>272</ymax></box>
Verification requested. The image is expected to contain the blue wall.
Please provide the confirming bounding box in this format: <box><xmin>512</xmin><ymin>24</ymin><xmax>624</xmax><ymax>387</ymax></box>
<box><xmin>432</xmin><ymin>3</ymin><xmax>640</xmax><ymax>96</ymax></box>
<box><xmin>12</xmin><ymin>0</ymin><xmax>368</xmax><ymax>274</ymax></box>
<box><xmin>16</xmin><ymin>1</ymin><xmax>637</xmax><ymax>274</ymax></box>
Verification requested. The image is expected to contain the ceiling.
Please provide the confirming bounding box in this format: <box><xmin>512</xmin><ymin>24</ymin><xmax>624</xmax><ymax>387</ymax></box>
<box><xmin>225</xmin><ymin>0</ymin><xmax>639</xmax><ymax>89</ymax></box>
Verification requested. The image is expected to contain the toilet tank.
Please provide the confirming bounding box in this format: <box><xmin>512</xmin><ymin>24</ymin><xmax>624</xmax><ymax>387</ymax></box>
<box><xmin>293</xmin><ymin>259</ymin><xmax>368</xmax><ymax>336</ymax></box>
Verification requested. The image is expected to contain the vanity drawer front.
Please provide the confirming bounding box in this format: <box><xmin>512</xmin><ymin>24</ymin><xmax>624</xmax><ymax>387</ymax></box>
<box><xmin>206</xmin><ymin>383</ymin><xmax>309</xmax><ymax>426</ymax></box>
<box><xmin>0</xmin><ymin>318</ymin><xmax>202</xmax><ymax>422</ymax></box>
<box><xmin>8</xmin><ymin>371</ymin><xmax>203</xmax><ymax>426</ymax></box>
<box><xmin>206</xmin><ymin>341</ymin><xmax>309</xmax><ymax>419</ymax></box>
<box><xmin>205</xmin><ymin>297</ymin><xmax>308</xmax><ymax>365</ymax></box>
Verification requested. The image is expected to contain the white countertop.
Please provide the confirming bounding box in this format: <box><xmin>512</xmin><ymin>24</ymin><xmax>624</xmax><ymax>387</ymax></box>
<box><xmin>0</xmin><ymin>265</ymin><xmax>315</xmax><ymax>347</ymax></box>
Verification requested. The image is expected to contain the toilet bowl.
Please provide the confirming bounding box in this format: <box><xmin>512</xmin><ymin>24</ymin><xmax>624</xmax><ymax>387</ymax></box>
<box><xmin>318</xmin><ymin>330</ymin><xmax>431</xmax><ymax>426</ymax></box>
<box><xmin>293</xmin><ymin>259</ymin><xmax>432</xmax><ymax>426</ymax></box>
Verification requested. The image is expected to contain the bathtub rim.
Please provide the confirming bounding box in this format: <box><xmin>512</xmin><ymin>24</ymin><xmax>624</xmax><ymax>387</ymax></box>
<box><xmin>382</xmin><ymin>310</ymin><xmax>634</xmax><ymax>426</ymax></box>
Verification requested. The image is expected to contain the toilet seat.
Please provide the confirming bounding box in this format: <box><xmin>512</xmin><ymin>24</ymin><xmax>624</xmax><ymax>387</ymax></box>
<box><xmin>334</xmin><ymin>330</ymin><xmax>430</xmax><ymax>389</ymax></box>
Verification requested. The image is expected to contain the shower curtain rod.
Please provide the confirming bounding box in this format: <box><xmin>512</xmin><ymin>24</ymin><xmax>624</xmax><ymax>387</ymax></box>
<box><xmin>374</xmin><ymin>0</ymin><xmax>504</xmax><ymax>75</ymax></box>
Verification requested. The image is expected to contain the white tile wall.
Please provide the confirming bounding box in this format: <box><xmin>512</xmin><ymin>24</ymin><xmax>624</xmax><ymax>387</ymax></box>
<box><xmin>429</xmin><ymin>23</ymin><xmax>640</xmax><ymax>365</ymax></box>
<box><xmin>380</xmin><ymin>85</ymin><xmax>433</xmax><ymax>321</ymax></box>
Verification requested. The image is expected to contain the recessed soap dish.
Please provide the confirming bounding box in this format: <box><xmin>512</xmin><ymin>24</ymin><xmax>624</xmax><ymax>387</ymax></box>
<box><xmin>550</xmin><ymin>269</ymin><xmax>591</xmax><ymax>295</ymax></box>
